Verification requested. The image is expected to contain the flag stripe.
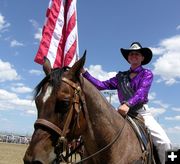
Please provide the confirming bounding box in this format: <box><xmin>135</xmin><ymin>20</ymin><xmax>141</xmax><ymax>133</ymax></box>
<box><xmin>34</xmin><ymin>0</ymin><xmax>79</xmax><ymax>68</ymax></box>
<box><xmin>64</xmin><ymin>39</ymin><xmax>77</xmax><ymax>66</ymax></box>
<box><xmin>64</xmin><ymin>12</ymin><xmax>76</xmax><ymax>61</ymax></box>
<box><xmin>47</xmin><ymin>0</ymin><xmax>65</xmax><ymax>67</ymax></box>
<box><xmin>34</xmin><ymin>0</ymin><xmax>61</xmax><ymax>65</ymax></box>
<box><xmin>63</xmin><ymin>0</ymin><xmax>78</xmax><ymax>66</ymax></box>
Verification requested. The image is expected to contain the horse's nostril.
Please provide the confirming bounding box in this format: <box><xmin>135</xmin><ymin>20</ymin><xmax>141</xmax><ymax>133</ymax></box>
<box><xmin>23</xmin><ymin>159</ymin><xmax>44</xmax><ymax>164</ymax></box>
<box><xmin>32</xmin><ymin>161</ymin><xmax>43</xmax><ymax>164</ymax></box>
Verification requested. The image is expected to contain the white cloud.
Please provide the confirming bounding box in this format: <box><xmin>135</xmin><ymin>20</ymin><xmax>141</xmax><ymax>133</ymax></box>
<box><xmin>34</xmin><ymin>28</ymin><xmax>42</xmax><ymax>41</ymax></box>
<box><xmin>10</xmin><ymin>39</ymin><xmax>24</xmax><ymax>47</ymax></box>
<box><xmin>150</xmin><ymin>47</ymin><xmax>166</xmax><ymax>55</ymax></box>
<box><xmin>165</xmin><ymin>115</ymin><xmax>180</xmax><ymax>121</ymax></box>
<box><xmin>148</xmin><ymin>106</ymin><xmax>166</xmax><ymax>117</ymax></box>
<box><xmin>166</xmin><ymin>126</ymin><xmax>180</xmax><ymax>133</ymax></box>
<box><xmin>29</xmin><ymin>19</ymin><xmax>42</xmax><ymax>41</ymax></box>
<box><xmin>11</xmin><ymin>86</ymin><xmax>32</xmax><ymax>94</ymax></box>
<box><xmin>87</xmin><ymin>65</ymin><xmax>116</xmax><ymax>80</ymax></box>
<box><xmin>165</xmin><ymin>126</ymin><xmax>180</xmax><ymax>146</ymax></box>
<box><xmin>85</xmin><ymin>65</ymin><xmax>119</xmax><ymax>106</ymax></box>
<box><xmin>151</xmin><ymin>99</ymin><xmax>169</xmax><ymax>109</ymax></box>
<box><xmin>148</xmin><ymin>93</ymin><xmax>172</xmax><ymax>117</ymax></box>
<box><xmin>25</xmin><ymin>109</ymin><xmax>36</xmax><ymax>115</ymax></box>
<box><xmin>0</xmin><ymin>88</ymin><xmax>36</xmax><ymax>115</ymax></box>
<box><xmin>148</xmin><ymin>92</ymin><xmax>156</xmax><ymax>101</ymax></box>
<box><xmin>29</xmin><ymin>69</ymin><xmax>43</xmax><ymax>76</ymax></box>
<box><xmin>0</xmin><ymin>59</ymin><xmax>20</xmax><ymax>82</ymax></box>
<box><xmin>29</xmin><ymin>19</ymin><xmax>39</xmax><ymax>29</ymax></box>
<box><xmin>0</xmin><ymin>13</ymin><xmax>10</xmax><ymax>32</ymax></box>
<box><xmin>172</xmin><ymin>107</ymin><xmax>180</xmax><ymax>112</ymax></box>
<box><xmin>176</xmin><ymin>25</ymin><xmax>180</xmax><ymax>30</ymax></box>
<box><xmin>152</xmin><ymin>35</ymin><xmax>180</xmax><ymax>85</ymax></box>
<box><xmin>0</xmin><ymin>89</ymin><xmax>17</xmax><ymax>100</ymax></box>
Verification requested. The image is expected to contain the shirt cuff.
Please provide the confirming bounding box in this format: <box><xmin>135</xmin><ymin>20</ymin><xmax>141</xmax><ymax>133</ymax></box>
<box><xmin>82</xmin><ymin>70</ymin><xmax>89</xmax><ymax>78</ymax></box>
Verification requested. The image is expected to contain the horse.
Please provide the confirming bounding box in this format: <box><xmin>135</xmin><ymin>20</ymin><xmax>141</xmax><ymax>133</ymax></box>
<box><xmin>23</xmin><ymin>51</ymin><xmax>154</xmax><ymax>164</ymax></box>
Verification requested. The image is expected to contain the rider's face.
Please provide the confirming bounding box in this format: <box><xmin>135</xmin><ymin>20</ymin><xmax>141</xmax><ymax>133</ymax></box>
<box><xmin>128</xmin><ymin>51</ymin><xmax>144</xmax><ymax>66</ymax></box>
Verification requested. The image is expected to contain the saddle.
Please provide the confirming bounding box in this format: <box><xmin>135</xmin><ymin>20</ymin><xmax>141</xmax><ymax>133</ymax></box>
<box><xmin>127</xmin><ymin>113</ymin><xmax>155</xmax><ymax>164</ymax></box>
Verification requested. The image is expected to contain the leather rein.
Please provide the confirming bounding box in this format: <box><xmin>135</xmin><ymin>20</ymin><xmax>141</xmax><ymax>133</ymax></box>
<box><xmin>34</xmin><ymin>77</ymin><xmax>127</xmax><ymax>163</ymax></box>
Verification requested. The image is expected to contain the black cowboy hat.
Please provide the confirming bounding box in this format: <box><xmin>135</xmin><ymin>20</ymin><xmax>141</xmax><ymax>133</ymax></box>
<box><xmin>120</xmin><ymin>42</ymin><xmax>152</xmax><ymax>65</ymax></box>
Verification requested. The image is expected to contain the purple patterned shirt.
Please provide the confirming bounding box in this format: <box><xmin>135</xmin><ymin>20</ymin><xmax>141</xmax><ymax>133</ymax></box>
<box><xmin>83</xmin><ymin>66</ymin><xmax>153</xmax><ymax>107</ymax></box>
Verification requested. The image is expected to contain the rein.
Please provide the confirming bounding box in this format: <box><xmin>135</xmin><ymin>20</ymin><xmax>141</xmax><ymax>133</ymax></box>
<box><xmin>74</xmin><ymin>116</ymin><xmax>127</xmax><ymax>164</ymax></box>
<box><xmin>61</xmin><ymin>77</ymin><xmax>127</xmax><ymax>164</ymax></box>
<box><xmin>34</xmin><ymin>77</ymin><xmax>127</xmax><ymax>163</ymax></box>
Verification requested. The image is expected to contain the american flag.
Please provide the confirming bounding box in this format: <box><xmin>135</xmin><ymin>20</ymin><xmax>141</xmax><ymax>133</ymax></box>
<box><xmin>34</xmin><ymin>0</ymin><xmax>79</xmax><ymax>68</ymax></box>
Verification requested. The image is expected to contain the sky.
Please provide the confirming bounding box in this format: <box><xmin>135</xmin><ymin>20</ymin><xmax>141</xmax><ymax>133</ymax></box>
<box><xmin>0</xmin><ymin>0</ymin><xmax>180</xmax><ymax>146</ymax></box>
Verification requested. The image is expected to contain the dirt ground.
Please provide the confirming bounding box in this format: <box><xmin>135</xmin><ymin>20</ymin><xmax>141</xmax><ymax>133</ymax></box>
<box><xmin>0</xmin><ymin>142</ymin><xmax>28</xmax><ymax>164</ymax></box>
<box><xmin>0</xmin><ymin>142</ymin><xmax>81</xmax><ymax>164</ymax></box>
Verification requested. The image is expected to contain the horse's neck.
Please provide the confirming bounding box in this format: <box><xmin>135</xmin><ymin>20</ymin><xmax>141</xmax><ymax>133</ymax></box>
<box><xmin>81</xmin><ymin>78</ymin><xmax>113</xmax><ymax>119</ymax></box>
<box><xmin>80</xmin><ymin>77</ymin><xmax>127</xmax><ymax>162</ymax></box>
<box><xmin>78</xmin><ymin>78</ymin><xmax>143</xmax><ymax>163</ymax></box>
<box><xmin>80</xmin><ymin>77</ymin><xmax>124</xmax><ymax>140</ymax></box>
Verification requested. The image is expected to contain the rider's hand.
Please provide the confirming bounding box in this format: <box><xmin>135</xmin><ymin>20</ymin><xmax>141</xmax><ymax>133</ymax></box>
<box><xmin>80</xmin><ymin>68</ymin><xmax>86</xmax><ymax>74</ymax></box>
<box><xmin>117</xmin><ymin>103</ymin><xmax>130</xmax><ymax>116</ymax></box>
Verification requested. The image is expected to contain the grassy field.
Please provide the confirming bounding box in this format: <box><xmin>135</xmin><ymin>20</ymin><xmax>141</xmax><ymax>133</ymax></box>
<box><xmin>0</xmin><ymin>142</ymin><xmax>28</xmax><ymax>164</ymax></box>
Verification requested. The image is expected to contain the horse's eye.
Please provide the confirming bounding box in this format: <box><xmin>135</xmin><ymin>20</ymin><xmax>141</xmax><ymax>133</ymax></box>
<box><xmin>55</xmin><ymin>100</ymin><xmax>70</xmax><ymax>113</ymax></box>
<box><xmin>61</xmin><ymin>100</ymin><xmax>70</xmax><ymax>108</ymax></box>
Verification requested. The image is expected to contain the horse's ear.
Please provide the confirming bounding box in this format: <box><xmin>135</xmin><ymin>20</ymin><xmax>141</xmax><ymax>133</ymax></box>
<box><xmin>43</xmin><ymin>57</ymin><xmax>52</xmax><ymax>75</ymax></box>
<box><xmin>69</xmin><ymin>50</ymin><xmax>86</xmax><ymax>79</ymax></box>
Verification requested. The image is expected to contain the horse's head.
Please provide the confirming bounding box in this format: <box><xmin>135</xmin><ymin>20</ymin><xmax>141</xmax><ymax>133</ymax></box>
<box><xmin>24</xmin><ymin>51</ymin><xmax>87</xmax><ymax>164</ymax></box>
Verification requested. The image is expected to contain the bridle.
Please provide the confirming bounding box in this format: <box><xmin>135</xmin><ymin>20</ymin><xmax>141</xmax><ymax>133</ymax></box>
<box><xmin>34</xmin><ymin>77</ymin><xmax>85</xmax><ymax>162</ymax></box>
<box><xmin>34</xmin><ymin>76</ymin><xmax>127</xmax><ymax>163</ymax></box>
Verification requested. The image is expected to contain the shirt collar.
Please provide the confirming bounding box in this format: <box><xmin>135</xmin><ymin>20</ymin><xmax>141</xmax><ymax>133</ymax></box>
<box><xmin>129</xmin><ymin>65</ymin><xmax>143</xmax><ymax>73</ymax></box>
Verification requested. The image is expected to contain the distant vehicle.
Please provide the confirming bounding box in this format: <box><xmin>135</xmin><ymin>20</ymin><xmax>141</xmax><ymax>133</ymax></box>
<box><xmin>18</xmin><ymin>136</ymin><xmax>29</xmax><ymax>144</ymax></box>
<box><xmin>0</xmin><ymin>133</ymin><xmax>31</xmax><ymax>144</ymax></box>
<box><xmin>4</xmin><ymin>134</ymin><xmax>15</xmax><ymax>143</ymax></box>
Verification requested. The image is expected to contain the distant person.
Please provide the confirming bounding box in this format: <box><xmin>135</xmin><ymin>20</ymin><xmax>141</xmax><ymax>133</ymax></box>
<box><xmin>82</xmin><ymin>42</ymin><xmax>172</xmax><ymax>163</ymax></box>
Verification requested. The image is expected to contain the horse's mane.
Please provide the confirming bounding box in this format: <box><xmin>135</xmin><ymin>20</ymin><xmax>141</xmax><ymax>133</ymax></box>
<box><xmin>33</xmin><ymin>67</ymin><xmax>70</xmax><ymax>99</ymax></box>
